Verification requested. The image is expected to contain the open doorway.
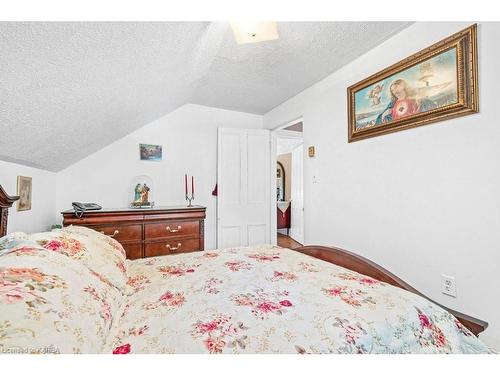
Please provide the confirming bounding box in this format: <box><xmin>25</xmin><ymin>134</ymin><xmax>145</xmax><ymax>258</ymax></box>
<box><xmin>273</xmin><ymin>120</ymin><xmax>304</xmax><ymax>249</ymax></box>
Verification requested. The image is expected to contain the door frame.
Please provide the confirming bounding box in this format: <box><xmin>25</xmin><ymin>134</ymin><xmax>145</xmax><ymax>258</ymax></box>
<box><xmin>270</xmin><ymin>117</ymin><xmax>304</xmax><ymax>245</ymax></box>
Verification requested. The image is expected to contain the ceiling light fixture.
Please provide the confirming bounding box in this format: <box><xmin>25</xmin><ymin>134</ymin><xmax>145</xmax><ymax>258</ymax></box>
<box><xmin>230</xmin><ymin>22</ymin><xmax>279</xmax><ymax>44</ymax></box>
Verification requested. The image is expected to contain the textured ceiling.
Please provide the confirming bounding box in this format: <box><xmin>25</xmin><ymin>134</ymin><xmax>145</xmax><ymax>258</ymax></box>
<box><xmin>191</xmin><ymin>22</ymin><xmax>410</xmax><ymax>113</ymax></box>
<box><xmin>0</xmin><ymin>22</ymin><xmax>410</xmax><ymax>171</ymax></box>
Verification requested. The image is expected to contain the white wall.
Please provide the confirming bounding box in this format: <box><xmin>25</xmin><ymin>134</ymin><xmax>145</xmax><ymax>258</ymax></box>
<box><xmin>264</xmin><ymin>22</ymin><xmax>500</xmax><ymax>349</ymax></box>
<box><xmin>0</xmin><ymin>160</ymin><xmax>57</xmax><ymax>233</ymax></box>
<box><xmin>56</xmin><ymin>104</ymin><xmax>263</xmax><ymax>250</ymax></box>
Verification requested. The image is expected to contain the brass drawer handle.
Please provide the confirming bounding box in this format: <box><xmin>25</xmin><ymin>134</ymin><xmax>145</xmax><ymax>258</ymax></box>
<box><xmin>100</xmin><ymin>229</ymin><xmax>119</xmax><ymax>238</ymax></box>
<box><xmin>166</xmin><ymin>243</ymin><xmax>182</xmax><ymax>252</ymax></box>
<box><xmin>166</xmin><ymin>225</ymin><xmax>182</xmax><ymax>233</ymax></box>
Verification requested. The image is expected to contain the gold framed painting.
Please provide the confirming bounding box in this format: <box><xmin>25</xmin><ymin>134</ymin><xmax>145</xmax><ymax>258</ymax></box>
<box><xmin>348</xmin><ymin>24</ymin><xmax>478</xmax><ymax>142</ymax></box>
<box><xmin>17</xmin><ymin>176</ymin><xmax>32</xmax><ymax>211</ymax></box>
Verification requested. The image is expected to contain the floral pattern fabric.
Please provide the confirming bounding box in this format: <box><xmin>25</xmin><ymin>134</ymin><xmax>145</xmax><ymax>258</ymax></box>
<box><xmin>0</xmin><ymin>232</ymin><xmax>29</xmax><ymax>251</ymax></box>
<box><xmin>0</xmin><ymin>227</ymin><xmax>491</xmax><ymax>354</ymax></box>
<box><xmin>28</xmin><ymin>226</ymin><xmax>128</xmax><ymax>291</ymax></box>
<box><xmin>0</xmin><ymin>239</ymin><xmax>123</xmax><ymax>354</ymax></box>
<box><xmin>109</xmin><ymin>246</ymin><xmax>491</xmax><ymax>354</ymax></box>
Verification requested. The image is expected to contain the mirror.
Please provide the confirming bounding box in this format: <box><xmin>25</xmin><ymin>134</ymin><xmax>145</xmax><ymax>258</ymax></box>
<box><xmin>276</xmin><ymin>161</ymin><xmax>285</xmax><ymax>201</ymax></box>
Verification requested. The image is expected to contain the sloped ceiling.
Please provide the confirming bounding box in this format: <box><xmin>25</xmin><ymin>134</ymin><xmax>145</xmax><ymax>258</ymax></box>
<box><xmin>0</xmin><ymin>22</ymin><xmax>410</xmax><ymax>171</ymax></box>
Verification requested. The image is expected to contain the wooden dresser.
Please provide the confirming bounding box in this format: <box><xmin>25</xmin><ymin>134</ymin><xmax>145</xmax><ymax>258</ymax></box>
<box><xmin>62</xmin><ymin>206</ymin><xmax>206</xmax><ymax>259</ymax></box>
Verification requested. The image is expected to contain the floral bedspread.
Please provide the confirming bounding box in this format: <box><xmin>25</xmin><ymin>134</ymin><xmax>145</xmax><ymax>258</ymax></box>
<box><xmin>0</xmin><ymin>238</ymin><xmax>122</xmax><ymax>353</ymax></box>
<box><xmin>108</xmin><ymin>245</ymin><xmax>490</xmax><ymax>354</ymax></box>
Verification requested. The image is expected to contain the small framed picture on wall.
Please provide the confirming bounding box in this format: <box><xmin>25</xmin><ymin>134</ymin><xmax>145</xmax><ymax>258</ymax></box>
<box><xmin>140</xmin><ymin>143</ymin><xmax>162</xmax><ymax>161</ymax></box>
<box><xmin>17</xmin><ymin>176</ymin><xmax>32</xmax><ymax>211</ymax></box>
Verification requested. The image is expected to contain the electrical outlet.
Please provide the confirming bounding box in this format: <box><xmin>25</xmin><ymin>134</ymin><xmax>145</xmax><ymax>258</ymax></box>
<box><xmin>442</xmin><ymin>275</ymin><xmax>456</xmax><ymax>297</ymax></box>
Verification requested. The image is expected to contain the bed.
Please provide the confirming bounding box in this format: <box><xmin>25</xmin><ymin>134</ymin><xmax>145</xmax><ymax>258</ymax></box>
<box><xmin>0</xmin><ymin>186</ymin><xmax>491</xmax><ymax>354</ymax></box>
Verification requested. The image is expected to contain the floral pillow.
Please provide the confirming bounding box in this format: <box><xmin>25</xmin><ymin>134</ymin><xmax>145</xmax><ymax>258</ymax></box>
<box><xmin>0</xmin><ymin>240</ymin><xmax>123</xmax><ymax>353</ymax></box>
<box><xmin>0</xmin><ymin>232</ymin><xmax>29</xmax><ymax>252</ymax></box>
<box><xmin>28</xmin><ymin>226</ymin><xmax>128</xmax><ymax>291</ymax></box>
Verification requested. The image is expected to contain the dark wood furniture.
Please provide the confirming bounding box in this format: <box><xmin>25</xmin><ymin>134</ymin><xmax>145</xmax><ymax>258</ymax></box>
<box><xmin>62</xmin><ymin>206</ymin><xmax>206</xmax><ymax>259</ymax></box>
<box><xmin>292</xmin><ymin>245</ymin><xmax>488</xmax><ymax>337</ymax></box>
<box><xmin>277</xmin><ymin>203</ymin><xmax>291</xmax><ymax>235</ymax></box>
<box><xmin>0</xmin><ymin>185</ymin><xmax>20</xmax><ymax>237</ymax></box>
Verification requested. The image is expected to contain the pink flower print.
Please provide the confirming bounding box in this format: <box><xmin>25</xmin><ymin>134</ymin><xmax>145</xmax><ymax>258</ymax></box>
<box><xmin>159</xmin><ymin>291</ymin><xmax>174</xmax><ymax>301</ymax></box>
<box><xmin>325</xmin><ymin>286</ymin><xmax>345</xmax><ymax>296</ymax></box>
<box><xmin>269</xmin><ymin>271</ymin><xmax>297</xmax><ymax>282</ymax></box>
<box><xmin>279</xmin><ymin>299</ymin><xmax>293</xmax><ymax>307</ymax></box>
<box><xmin>158</xmin><ymin>264</ymin><xmax>197</xmax><ymax>277</ymax></box>
<box><xmin>196</xmin><ymin>321</ymin><xmax>220</xmax><ymax>334</ymax></box>
<box><xmin>232</xmin><ymin>294</ymin><xmax>254</xmax><ymax>307</ymax></box>
<box><xmin>129</xmin><ymin>325</ymin><xmax>149</xmax><ymax>336</ymax></box>
<box><xmin>113</xmin><ymin>344</ymin><xmax>131</xmax><ymax>354</ymax></box>
<box><xmin>256</xmin><ymin>301</ymin><xmax>281</xmax><ymax>313</ymax></box>
<box><xmin>159</xmin><ymin>291</ymin><xmax>186</xmax><ymax>306</ymax></box>
<box><xmin>435</xmin><ymin>330</ymin><xmax>447</xmax><ymax>347</ymax></box>
<box><xmin>359</xmin><ymin>277</ymin><xmax>379</xmax><ymax>286</ymax></box>
<box><xmin>204</xmin><ymin>337</ymin><xmax>226</xmax><ymax>354</ymax></box>
<box><xmin>299</xmin><ymin>262</ymin><xmax>319</xmax><ymax>272</ymax></box>
<box><xmin>42</xmin><ymin>239</ymin><xmax>64</xmax><ymax>251</ymax></box>
<box><xmin>224</xmin><ymin>261</ymin><xmax>252</xmax><ymax>272</ymax></box>
<box><xmin>203</xmin><ymin>278</ymin><xmax>223</xmax><ymax>294</ymax></box>
<box><xmin>247</xmin><ymin>253</ymin><xmax>281</xmax><ymax>262</ymax></box>
<box><xmin>83</xmin><ymin>286</ymin><xmax>100</xmax><ymax>300</ymax></box>
<box><xmin>337</xmin><ymin>273</ymin><xmax>380</xmax><ymax>287</ymax></box>
<box><xmin>101</xmin><ymin>301</ymin><xmax>112</xmax><ymax>321</ymax></box>
<box><xmin>418</xmin><ymin>312</ymin><xmax>431</xmax><ymax>329</ymax></box>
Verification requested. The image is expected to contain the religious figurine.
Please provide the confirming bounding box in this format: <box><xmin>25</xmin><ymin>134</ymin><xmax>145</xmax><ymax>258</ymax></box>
<box><xmin>131</xmin><ymin>182</ymin><xmax>152</xmax><ymax>207</ymax></box>
<box><xmin>140</xmin><ymin>183</ymin><xmax>150</xmax><ymax>204</ymax></box>
<box><xmin>134</xmin><ymin>183</ymin><xmax>142</xmax><ymax>201</ymax></box>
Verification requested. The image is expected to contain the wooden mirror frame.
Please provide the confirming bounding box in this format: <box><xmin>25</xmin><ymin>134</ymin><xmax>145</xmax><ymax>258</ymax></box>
<box><xmin>277</xmin><ymin>161</ymin><xmax>286</xmax><ymax>201</ymax></box>
<box><xmin>0</xmin><ymin>185</ymin><xmax>20</xmax><ymax>237</ymax></box>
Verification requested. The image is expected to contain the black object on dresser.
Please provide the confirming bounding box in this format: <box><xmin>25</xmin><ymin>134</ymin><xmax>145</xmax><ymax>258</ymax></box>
<box><xmin>62</xmin><ymin>206</ymin><xmax>206</xmax><ymax>259</ymax></box>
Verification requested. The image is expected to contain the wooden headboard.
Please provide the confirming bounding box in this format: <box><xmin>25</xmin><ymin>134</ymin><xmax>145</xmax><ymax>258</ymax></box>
<box><xmin>0</xmin><ymin>185</ymin><xmax>20</xmax><ymax>237</ymax></box>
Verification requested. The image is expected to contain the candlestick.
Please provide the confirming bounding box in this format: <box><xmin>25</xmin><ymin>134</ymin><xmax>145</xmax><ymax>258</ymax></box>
<box><xmin>185</xmin><ymin>174</ymin><xmax>194</xmax><ymax>207</ymax></box>
<box><xmin>184</xmin><ymin>174</ymin><xmax>188</xmax><ymax>195</ymax></box>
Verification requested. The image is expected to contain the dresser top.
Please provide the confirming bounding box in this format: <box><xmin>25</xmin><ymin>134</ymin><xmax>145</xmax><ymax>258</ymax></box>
<box><xmin>61</xmin><ymin>205</ymin><xmax>206</xmax><ymax>215</ymax></box>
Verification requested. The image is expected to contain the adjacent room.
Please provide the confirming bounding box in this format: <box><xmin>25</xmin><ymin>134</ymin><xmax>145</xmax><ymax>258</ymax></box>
<box><xmin>275</xmin><ymin>121</ymin><xmax>304</xmax><ymax>249</ymax></box>
<box><xmin>1</xmin><ymin>4</ymin><xmax>499</xmax><ymax>363</ymax></box>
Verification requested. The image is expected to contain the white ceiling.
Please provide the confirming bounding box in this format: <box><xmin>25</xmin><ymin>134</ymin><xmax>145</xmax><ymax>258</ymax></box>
<box><xmin>0</xmin><ymin>22</ymin><xmax>410</xmax><ymax>171</ymax></box>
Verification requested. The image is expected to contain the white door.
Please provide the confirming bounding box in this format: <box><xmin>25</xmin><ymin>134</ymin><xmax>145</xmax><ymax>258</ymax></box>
<box><xmin>290</xmin><ymin>144</ymin><xmax>304</xmax><ymax>244</ymax></box>
<box><xmin>217</xmin><ymin>128</ymin><xmax>271</xmax><ymax>248</ymax></box>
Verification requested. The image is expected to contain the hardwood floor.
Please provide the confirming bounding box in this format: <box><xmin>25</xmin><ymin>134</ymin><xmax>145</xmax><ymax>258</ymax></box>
<box><xmin>277</xmin><ymin>233</ymin><xmax>303</xmax><ymax>249</ymax></box>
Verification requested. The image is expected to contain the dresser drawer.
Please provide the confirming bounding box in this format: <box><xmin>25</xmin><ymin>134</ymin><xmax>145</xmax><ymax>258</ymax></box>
<box><xmin>92</xmin><ymin>224</ymin><xmax>142</xmax><ymax>242</ymax></box>
<box><xmin>145</xmin><ymin>221</ymin><xmax>199</xmax><ymax>240</ymax></box>
<box><xmin>122</xmin><ymin>243</ymin><xmax>143</xmax><ymax>260</ymax></box>
<box><xmin>144</xmin><ymin>239</ymin><xmax>200</xmax><ymax>257</ymax></box>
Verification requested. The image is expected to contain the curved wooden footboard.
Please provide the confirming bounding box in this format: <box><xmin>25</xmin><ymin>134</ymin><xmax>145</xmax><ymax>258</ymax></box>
<box><xmin>293</xmin><ymin>245</ymin><xmax>488</xmax><ymax>337</ymax></box>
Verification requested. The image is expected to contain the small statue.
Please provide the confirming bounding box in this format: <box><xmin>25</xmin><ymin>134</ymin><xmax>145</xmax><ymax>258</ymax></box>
<box><xmin>132</xmin><ymin>183</ymin><xmax>151</xmax><ymax>207</ymax></box>
<box><xmin>140</xmin><ymin>183</ymin><xmax>150</xmax><ymax>204</ymax></box>
<box><xmin>134</xmin><ymin>183</ymin><xmax>142</xmax><ymax>201</ymax></box>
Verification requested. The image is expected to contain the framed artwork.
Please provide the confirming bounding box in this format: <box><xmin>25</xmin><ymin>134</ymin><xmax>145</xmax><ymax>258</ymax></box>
<box><xmin>140</xmin><ymin>144</ymin><xmax>162</xmax><ymax>161</ymax></box>
<box><xmin>16</xmin><ymin>176</ymin><xmax>32</xmax><ymax>211</ymax></box>
<box><xmin>348</xmin><ymin>24</ymin><xmax>478</xmax><ymax>142</ymax></box>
